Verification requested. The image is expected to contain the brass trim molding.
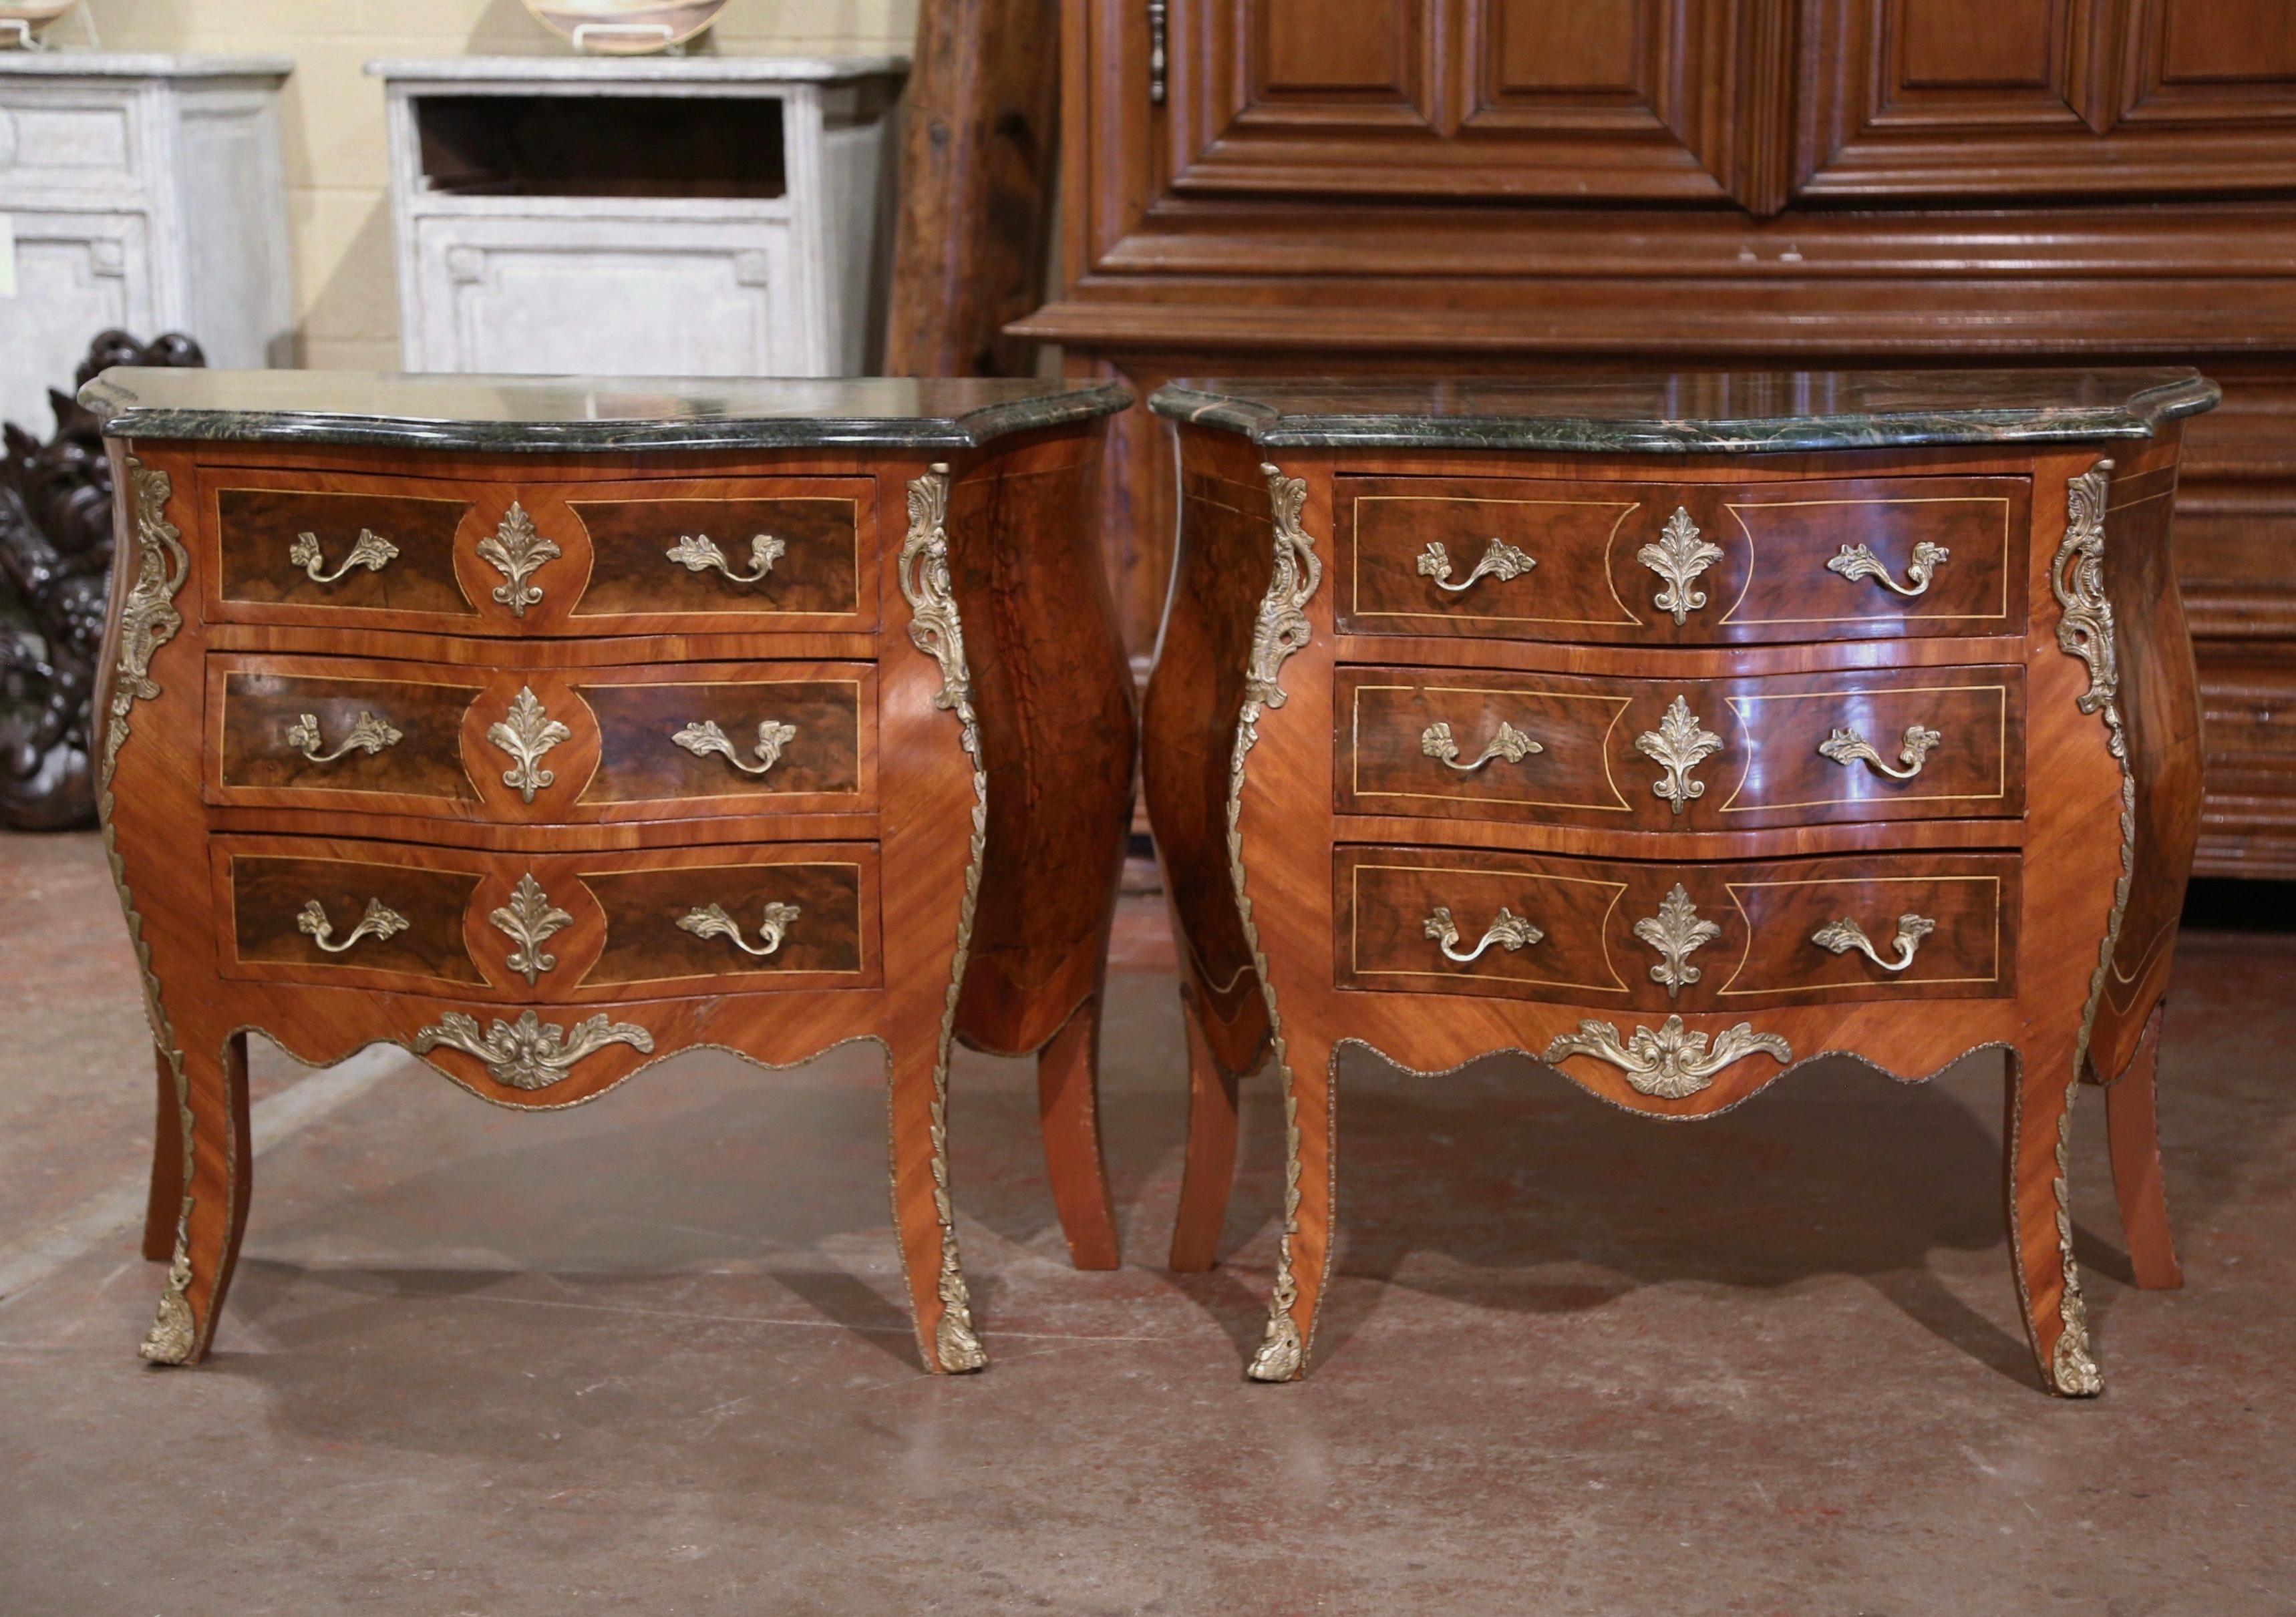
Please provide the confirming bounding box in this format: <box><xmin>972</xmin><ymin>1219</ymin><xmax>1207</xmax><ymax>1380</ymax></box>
<box><xmin>1231</xmin><ymin>463</ymin><xmax>1324</xmax><ymax>1383</ymax></box>
<box><xmin>412</xmin><ymin>1009</ymin><xmax>653</xmax><ymax>1091</ymax></box>
<box><xmin>666</xmin><ymin>530</ymin><xmax>785</xmax><ymax>584</ymax></box>
<box><xmin>1636</xmin><ymin>695</ymin><xmax>1724</xmax><ymax>815</ymax></box>
<box><xmin>1638</xmin><ymin>506</ymin><xmax>1722</xmax><ymax>625</ymax></box>
<box><xmin>101</xmin><ymin>460</ymin><xmax>196</xmax><ymax>1364</ymax></box>
<box><xmin>488</xmin><ymin>685</ymin><xmax>571</xmax><ymax>804</ymax></box>
<box><xmin>1633</xmin><ymin>883</ymin><xmax>1720</xmax><ymax>999</ymax></box>
<box><xmin>672</xmin><ymin>717</ymin><xmax>797</xmax><ymax>777</ymax></box>
<box><xmin>2040</xmin><ymin>457</ymin><xmax>2123</xmax><ymax>1398</ymax></box>
<box><xmin>1416</xmin><ymin>535</ymin><xmax>1535</xmax><ymax>594</ymax></box>
<box><xmin>1543</xmin><ymin>1015</ymin><xmax>1792</xmax><ymax>1101</ymax></box>
<box><xmin>288</xmin><ymin>526</ymin><xmax>396</xmax><ymax>584</ymax></box>
<box><xmin>286</xmin><ymin>709</ymin><xmax>401</xmax><ymax>764</ymax></box>
<box><xmin>896</xmin><ymin>464</ymin><xmax>988</xmax><ymax>1375</ymax></box>
<box><xmin>478</xmin><ymin>502</ymin><xmax>558</xmax><ymax>617</ymax></box>
<box><xmin>491</xmin><ymin>873</ymin><xmax>571</xmax><ymax>986</ymax></box>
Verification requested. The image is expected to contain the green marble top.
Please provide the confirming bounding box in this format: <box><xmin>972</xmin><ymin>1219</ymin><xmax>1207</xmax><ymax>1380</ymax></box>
<box><xmin>81</xmin><ymin>371</ymin><xmax>1132</xmax><ymax>454</ymax></box>
<box><xmin>1148</xmin><ymin>369</ymin><xmax>2218</xmax><ymax>454</ymax></box>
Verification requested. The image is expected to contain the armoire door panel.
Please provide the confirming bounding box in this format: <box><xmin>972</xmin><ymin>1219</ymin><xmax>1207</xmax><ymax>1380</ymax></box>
<box><xmin>2118</xmin><ymin>0</ymin><xmax>2296</xmax><ymax>124</ymax></box>
<box><xmin>1168</xmin><ymin>0</ymin><xmax>1776</xmax><ymax>204</ymax></box>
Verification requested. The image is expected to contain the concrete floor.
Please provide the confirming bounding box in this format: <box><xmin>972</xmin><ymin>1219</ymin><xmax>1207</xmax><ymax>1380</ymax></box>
<box><xmin>1</xmin><ymin>830</ymin><xmax>2292</xmax><ymax>1614</ymax></box>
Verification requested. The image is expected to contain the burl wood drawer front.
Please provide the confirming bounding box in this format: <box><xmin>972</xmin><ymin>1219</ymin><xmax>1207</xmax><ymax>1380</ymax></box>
<box><xmin>1335</xmin><ymin>845</ymin><xmax>2019</xmax><ymax>1011</ymax></box>
<box><xmin>1335</xmin><ymin>663</ymin><xmax>2024</xmax><ymax>830</ymax></box>
<box><xmin>200</xmin><ymin>469</ymin><xmax>876</xmax><ymax>634</ymax></box>
<box><xmin>214</xmin><ymin>838</ymin><xmax>880</xmax><ymax>998</ymax></box>
<box><xmin>204</xmin><ymin>654</ymin><xmax>873</xmax><ymax>822</ymax></box>
<box><xmin>1334</xmin><ymin>474</ymin><xmax>2028</xmax><ymax>646</ymax></box>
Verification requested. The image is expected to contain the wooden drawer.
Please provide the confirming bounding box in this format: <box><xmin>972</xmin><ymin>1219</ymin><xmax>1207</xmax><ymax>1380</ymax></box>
<box><xmin>1335</xmin><ymin>845</ymin><xmax>2019</xmax><ymax>1010</ymax></box>
<box><xmin>1337</xmin><ymin>663</ymin><xmax>2023</xmax><ymax>830</ymax></box>
<box><xmin>1334</xmin><ymin>474</ymin><xmax>2028</xmax><ymax>646</ymax></box>
<box><xmin>199</xmin><ymin>468</ymin><xmax>877</xmax><ymax>634</ymax></box>
<box><xmin>214</xmin><ymin>838</ymin><xmax>880</xmax><ymax>1000</ymax></box>
<box><xmin>204</xmin><ymin>653</ymin><xmax>873</xmax><ymax>823</ymax></box>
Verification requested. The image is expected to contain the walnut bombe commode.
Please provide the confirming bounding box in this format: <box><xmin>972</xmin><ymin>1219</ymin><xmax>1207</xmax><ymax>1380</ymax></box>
<box><xmin>1143</xmin><ymin>371</ymin><xmax>2217</xmax><ymax>1392</ymax></box>
<box><xmin>86</xmin><ymin>371</ymin><xmax>1136</xmax><ymax>1373</ymax></box>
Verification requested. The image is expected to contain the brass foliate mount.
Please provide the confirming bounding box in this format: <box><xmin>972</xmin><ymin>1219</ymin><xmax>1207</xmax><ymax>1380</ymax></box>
<box><xmin>1635</xmin><ymin>695</ymin><xmax>1724</xmax><ymax>815</ymax></box>
<box><xmin>289</xmin><ymin>527</ymin><xmax>397</xmax><ymax>584</ymax></box>
<box><xmin>1633</xmin><ymin>882</ymin><xmax>1721</xmax><ymax>999</ymax></box>
<box><xmin>679</xmin><ymin>900</ymin><xmax>800</xmax><ymax>958</ymax></box>
<box><xmin>1543</xmin><ymin>1015</ymin><xmax>1792</xmax><ymax>1101</ymax></box>
<box><xmin>478</xmin><ymin>502</ymin><xmax>560</xmax><ymax>617</ymax></box>
<box><xmin>488</xmin><ymin>685</ymin><xmax>572</xmax><ymax>804</ymax></box>
<box><xmin>1424</xmin><ymin>904</ymin><xmax>1544</xmax><ymax>964</ymax></box>
<box><xmin>672</xmin><ymin>717</ymin><xmax>797</xmax><ymax>777</ymax></box>
<box><xmin>666</xmin><ymin>531</ymin><xmax>786</xmax><ymax>584</ymax></box>
<box><xmin>1826</xmin><ymin>539</ymin><xmax>1949</xmax><ymax>598</ymax></box>
<box><xmin>1417</xmin><ymin>536</ymin><xmax>1535</xmax><ymax>594</ymax></box>
<box><xmin>286</xmin><ymin>709</ymin><xmax>401</xmax><ymax>765</ymax></box>
<box><xmin>296</xmin><ymin>897</ymin><xmax>408</xmax><ymax>955</ymax></box>
<box><xmin>1422</xmin><ymin>719</ymin><xmax>1542</xmax><ymax>773</ymax></box>
<box><xmin>1812</xmin><ymin>912</ymin><xmax>1936</xmax><ymax>974</ymax></box>
<box><xmin>413</xmin><ymin>1009</ymin><xmax>654</xmax><ymax>1092</ymax></box>
<box><xmin>491</xmin><ymin>872</ymin><xmax>572</xmax><ymax>985</ymax></box>
<box><xmin>1637</xmin><ymin>507</ymin><xmax>1724</xmax><ymax>625</ymax></box>
<box><xmin>1818</xmin><ymin>723</ymin><xmax>1941</xmax><ymax>781</ymax></box>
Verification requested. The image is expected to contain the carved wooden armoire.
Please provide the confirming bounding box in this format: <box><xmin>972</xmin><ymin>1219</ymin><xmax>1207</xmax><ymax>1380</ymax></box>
<box><xmin>1018</xmin><ymin>0</ymin><xmax>2296</xmax><ymax>877</ymax></box>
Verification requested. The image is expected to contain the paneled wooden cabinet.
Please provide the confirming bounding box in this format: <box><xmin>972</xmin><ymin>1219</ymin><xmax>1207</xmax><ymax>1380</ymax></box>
<box><xmin>1023</xmin><ymin>0</ymin><xmax>2296</xmax><ymax>876</ymax></box>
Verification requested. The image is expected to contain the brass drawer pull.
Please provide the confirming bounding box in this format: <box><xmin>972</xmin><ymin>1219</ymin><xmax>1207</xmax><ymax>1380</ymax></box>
<box><xmin>679</xmin><ymin>900</ymin><xmax>801</xmax><ymax>958</ymax></box>
<box><xmin>414</xmin><ymin>1009</ymin><xmax>653</xmax><ymax>1092</ymax></box>
<box><xmin>1635</xmin><ymin>695</ymin><xmax>1724</xmax><ymax>815</ymax></box>
<box><xmin>666</xmin><ymin>531</ymin><xmax>786</xmax><ymax>584</ymax></box>
<box><xmin>1811</xmin><ymin>912</ymin><xmax>1937</xmax><ymax>973</ymax></box>
<box><xmin>1544</xmin><ymin>1015</ymin><xmax>1792</xmax><ymax>1101</ymax></box>
<box><xmin>295</xmin><ymin>897</ymin><xmax>408</xmax><ymax>954</ymax></box>
<box><xmin>1421</xmin><ymin>719</ymin><xmax>1542</xmax><ymax>772</ymax></box>
<box><xmin>284</xmin><ymin>709</ymin><xmax>401</xmax><ymax>764</ymax></box>
<box><xmin>487</xmin><ymin>685</ymin><xmax>572</xmax><ymax>804</ymax></box>
<box><xmin>672</xmin><ymin>717</ymin><xmax>798</xmax><ymax>777</ymax></box>
<box><xmin>1637</xmin><ymin>507</ymin><xmax>1723</xmax><ymax>625</ymax></box>
<box><xmin>1423</xmin><ymin>904</ymin><xmax>1543</xmax><ymax>964</ymax></box>
<box><xmin>1818</xmin><ymin>723</ymin><xmax>1941</xmax><ymax>781</ymax></box>
<box><xmin>1826</xmin><ymin>540</ymin><xmax>1949</xmax><ymax>598</ymax></box>
<box><xmin>1417</xmin><ymin>536</ymin><xmax>1536</xmax><ymax>594</ymax></box>
<box><xmin>288</xmin><ymin>528</ymin><xmax>396</xmax><ymax>584</ymax></box>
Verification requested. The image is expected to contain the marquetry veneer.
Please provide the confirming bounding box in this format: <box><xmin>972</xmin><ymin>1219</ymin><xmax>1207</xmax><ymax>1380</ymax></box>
<box><xmin>86</xmin><ymin>371</ymin><xmax>1136</xmax><ymax>1372</ymax></box>
<box><xmin>1144</xmin><ymin>371</ymin><xmax>2215</xmax><ymax>1392</ymax></box>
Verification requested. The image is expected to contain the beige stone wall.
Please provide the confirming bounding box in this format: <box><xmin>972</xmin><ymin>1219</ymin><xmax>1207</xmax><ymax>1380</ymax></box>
<box><xmin>79</xmin><ymin>0</ymin><xmax>914</xmax><ymax>368</ymax></box>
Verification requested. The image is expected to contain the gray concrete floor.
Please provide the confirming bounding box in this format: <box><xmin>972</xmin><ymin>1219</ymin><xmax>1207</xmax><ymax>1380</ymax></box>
<box><xmin>1</xmin><ymin>829</ymin><xmax>2292</xmax><ymax>1614</ymax></box>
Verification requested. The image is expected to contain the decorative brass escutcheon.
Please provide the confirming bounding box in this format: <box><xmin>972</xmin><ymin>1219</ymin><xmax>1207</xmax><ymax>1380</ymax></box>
<box><xmin>487</xmin><ymin>685</ymin><xmax>572</xmax><ymax>804</ymax></box>
<box><xmin>1635</xmin><ymin>695</ymin><xmax>1724</xmax><ymax>815</ymax></box>
<box><xmin>1636</xmin><ymin>507</ymin><xmax>1723</xmax><ymax>625</ymax></box>
<box><xmin>1543</xmin><ymin>1015</ymin><xmax>1792</xmax><ymax>1101</ymax></box>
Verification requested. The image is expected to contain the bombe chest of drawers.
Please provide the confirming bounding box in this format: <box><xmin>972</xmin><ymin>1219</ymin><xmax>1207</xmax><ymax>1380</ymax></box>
<box><xmin>86</xmin><ymin>370</ymin><xmax>1136</xmax><ymax>1372</ymax></box>
<box><xmin>1143</xmin><ymin>371</ymin><xmax>2217</xmax><ymax>1393</ymax></box>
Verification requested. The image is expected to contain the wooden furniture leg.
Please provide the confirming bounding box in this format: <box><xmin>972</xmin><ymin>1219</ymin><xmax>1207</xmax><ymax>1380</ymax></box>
<box><xmin>1246</xmin><ymin>1026</ymin><xmax>1337</xmax><ymax>1383</ymax></box>
<box><xmin>886</xmin><ymin>1026</ymin><xmax>988</xmax><ymax>1375</ymax></box>
<box><xmin>1035</xmin><ymin>991</ymin><xmax>1121</xmax><ymax>1270</ymax></box>
<box><xmin>2103</xmin><ymin>1002</ymin><xmax>2184</xmax><ymax>1290</ymax></box>
<box><xmin>2005</xmin><ymin>1040</ymin><xmax>2102</xmax><ymax>1397</ymax></box>
<box><xmin>1170</xmin><ymin>984</ymin><xmax>1242</xmax><ymax>1272</ymax></box>
<box><xmin>142</xmin><ymin>1044</ymin><xmax>183</xmax><ymax>1262</ymax></box>
<box><xmin>140</xmin><ymin>1029</ymin><xmax>252</xmax><ymax>1365</ymax></box>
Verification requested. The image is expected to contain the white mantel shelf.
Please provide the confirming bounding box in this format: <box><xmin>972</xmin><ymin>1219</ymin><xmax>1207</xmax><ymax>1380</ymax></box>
<box><xmin>365</xmin><ymin>53</ymin><xmax>906</xmax><ymax>84</ymax></box>
<box><xmin>0</xmin><ymin>51</ymin><xmax>292</xmax><ymax>78</ymax></box>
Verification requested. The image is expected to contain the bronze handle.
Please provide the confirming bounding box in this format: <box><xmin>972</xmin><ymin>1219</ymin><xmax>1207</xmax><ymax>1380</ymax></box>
<box><xmin>665</xmin><ymin>532</ymin><xmax>786</xmax><ymax>584</ymax></box>
<box><xmin>1423</xmin><ymin>904</ymin><xmax>1544</xmax><ymax>964</ymax></box>
<box><xmin>1810</xmin><ymin>912</ymin><xmax>1937</xmax><ymax>973</ymax></box>
<box><xmin>1421</xmin><ymin>720</ymin><xmax>1541</xmax><ymax>773</ymax></box>
<box><xmin>1417</xmin><ymin>537</ymin><xmax>1536</xmax><ymax>594</ymax></box>
<box><xmin>284</xmin><ymin>709</ymin><xmax>401</xmax><ymax>764</ymax></box>
<box><xmin>1818</xmin><ymin>723</ymin><xmax>1941</xmax><ymax>781</ymax></box>
<box><xmin>287</xmin><ymin>528</ymin><xmax>395</xmax><ymax>584</ymax></box>
<box><xmin>1148</xmin><ymin>0</ymin><xmax>1168</xmax><ymax>104</ymax></box>
<box><xmin>295</xmin><ymin>897</ymin><xmax>407</xmax><ymax>955</ymax></box>
<box><xmin>671</xmin><ymin>718</ymin><xmax>797</xmax><ymax>777</ymax></box>
<box><xmin>678</xmin><ymin>900</ymin><xmax>800</xmax><ymax>958</ymax></box>
<box><xmin>1826</xmin><ymin>540</ymin><xmax>1949</xmax><ymax>598</ymax></box>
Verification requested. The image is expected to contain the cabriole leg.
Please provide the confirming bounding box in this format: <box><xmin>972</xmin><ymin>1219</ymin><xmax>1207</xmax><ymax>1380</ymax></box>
<box><xmin>2103</xmin><ymin>1003</ymin><xmax>2183</xmax><ymax>1290</ymax></box>
<box><xmin>140</xmin><ymin>1029</ymin><xmax>251</xmax><ymax>1367</ymax></box>
<box><xmin>2004</xmin><ymin>1041</ymin><xmax>2102</xmax><ymax>1397</ymax></box>
<box><xmin>1170</xmin><ymin>984</ymin><xmax>1242</xmax><ymax>1273</ymax></box>
<box><xmin>1246</xmin><ymin>1025</ymin><xmax>1336</xmax><ymax>1383</ymax></box>
<box><xmin>1036</xmin><ymin>993</ymin><xmax>1121</xmax><ymax>1270</ymax></box>
<box><xmin>142</xmin><ymin>1045</ymin><xmax>183</xmax><ymax>1263</ymax></box>
<box><xmin>886</xmin><ymin>1030</ymin><xmax>987</xmax><ymax>1375</ymax></box>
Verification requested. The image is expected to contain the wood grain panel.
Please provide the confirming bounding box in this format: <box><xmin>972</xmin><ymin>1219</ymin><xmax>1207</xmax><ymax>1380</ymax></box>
<box><xmin>211</xmin><ymin>482</ymin><xmax>475</xmax><ymax>619</ymax></box>
<box><xmin>212</xmin><ymin>664</ymin><xmax>481</xmax><ymax>807</ymax></box>
<box><xmin>1335</xmin><ymin>661</ymin><xmax>2024</xmax><ymax>829</ymax></box>
<box><xmin>1715</xmin><ymin>858</ymin><xmax>2018</xmax><ymax>1003</ymax></box>
<box><xmin>571</xmin><ymin>674</ymin><xmax>866</xmax><ymax>805</ymax></box>
<box><xmin>220</xmin><ymin>850</ymin><xmax>485</xmax><ymax>988</ymax></box>
<box><xmin>579</xmin><ymin>854</ymin><xmax>876</xmax><ymax>989</ymax></box>
<box><xmin>566</xmin><ymin>481</ymin><xmax>872</xmax><ymax>626</ymax></box>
